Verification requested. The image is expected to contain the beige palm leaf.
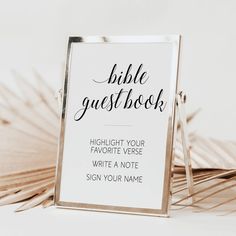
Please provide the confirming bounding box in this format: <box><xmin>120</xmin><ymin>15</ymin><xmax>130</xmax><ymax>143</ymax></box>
<box><xmin>0</xmin><ymin>72</ymin><xmax>57</xmax><ymax>211</ymax></box>
<box><xmin>0</xmin><ymin>72</ymin><xmax>235</xmax><ymax>214</ymax></box>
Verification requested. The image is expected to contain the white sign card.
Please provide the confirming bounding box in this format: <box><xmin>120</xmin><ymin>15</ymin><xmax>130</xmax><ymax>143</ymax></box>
<box><xmin>55</xmin><ymin>35</ymin><xmax>180</xmax><ymax>217</ymax></box>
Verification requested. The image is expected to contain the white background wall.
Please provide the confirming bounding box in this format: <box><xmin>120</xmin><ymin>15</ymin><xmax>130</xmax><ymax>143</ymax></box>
<box><xmin>1</xmin><ymin>0</ymin><xmax>236</xmax><ymax>140</ymax></box>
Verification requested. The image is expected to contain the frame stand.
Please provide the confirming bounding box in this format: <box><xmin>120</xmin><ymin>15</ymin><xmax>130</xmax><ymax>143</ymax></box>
<box><xmin>176</xmin><ymin>91</ymin><xmax>194</xmax><ymax>202</ymax></box>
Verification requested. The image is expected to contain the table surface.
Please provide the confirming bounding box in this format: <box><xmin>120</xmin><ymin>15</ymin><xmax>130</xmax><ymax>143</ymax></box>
<box><xmin>1</xmin><ymin>204</ymin><xmax>235</xmax><ymax>236</ymax></box>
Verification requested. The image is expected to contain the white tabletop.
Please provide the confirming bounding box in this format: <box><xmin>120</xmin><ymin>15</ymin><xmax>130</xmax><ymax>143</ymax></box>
<box><xmin>1</xmin><ymin>204</ymin><xmax>235</xmax><ymax>236</ymax></box>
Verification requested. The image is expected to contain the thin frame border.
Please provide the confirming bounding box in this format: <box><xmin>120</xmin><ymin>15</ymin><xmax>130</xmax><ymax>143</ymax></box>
<box><xmin>54</xmin><ymin>35</ymin><xmax>181</xmax><ymax>217</ymax></box>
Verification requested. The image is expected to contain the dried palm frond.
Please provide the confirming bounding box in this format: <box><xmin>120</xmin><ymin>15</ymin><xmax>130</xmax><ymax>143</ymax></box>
<box><xmin>175</xmin><ymin>133</ymin><xmax>236</xmax><ymax>169</ymax></box>
<box><xmin>171</xmin><ymin>167</ymin><xmax>236</xmax><ymax>215</ymax></box>
<box><xmin>0</xmin><ymin>71</ymin><xmax>57</xmax><ymax>211</ymax></box>
<box><xmin>0</xmin><ymin>72</ymin><xmax>236</xmax><ymax>214</ymax></box>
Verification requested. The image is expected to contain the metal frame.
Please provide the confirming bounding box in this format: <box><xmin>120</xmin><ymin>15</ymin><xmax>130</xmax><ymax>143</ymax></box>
<box><xmin>176</xmin><ymin>91</ymin><xmax>194</xmax><ymax>202</ymax></box>
<box><xmin>54</xmin><ymin>35</ymin><xmax>181</xmax><ymax>217</ymax></box>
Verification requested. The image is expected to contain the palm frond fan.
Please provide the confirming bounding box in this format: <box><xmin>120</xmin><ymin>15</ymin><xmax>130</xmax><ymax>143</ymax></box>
<box><xmin>0</xmin><ymin>72</ymin><xmax>236</xmax><ymax>215</ymax></box>
<box><xmin>0</xmin><ymin>71</ymin><xmax>57</xmax><ymax>211</ymax></box>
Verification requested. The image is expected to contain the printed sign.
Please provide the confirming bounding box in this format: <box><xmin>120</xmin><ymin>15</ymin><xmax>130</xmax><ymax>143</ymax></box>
<box><xmin>55</xmin><ymin>35</ymin><xmax>180</xmax><ymax>216</ymax></box>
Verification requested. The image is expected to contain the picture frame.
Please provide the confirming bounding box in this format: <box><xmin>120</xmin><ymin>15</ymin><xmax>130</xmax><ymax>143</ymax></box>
<box><xmin>55</xmin><ymin>35</ymin><xmax>181</xmax><ymax>217</ymax></box>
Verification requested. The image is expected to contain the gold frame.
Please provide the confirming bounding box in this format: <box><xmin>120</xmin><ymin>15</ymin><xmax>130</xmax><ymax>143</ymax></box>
<box><xmin>54</xmin><ymin>35</ymin><xmax>181</xmax><ymax>217</ymax></box>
